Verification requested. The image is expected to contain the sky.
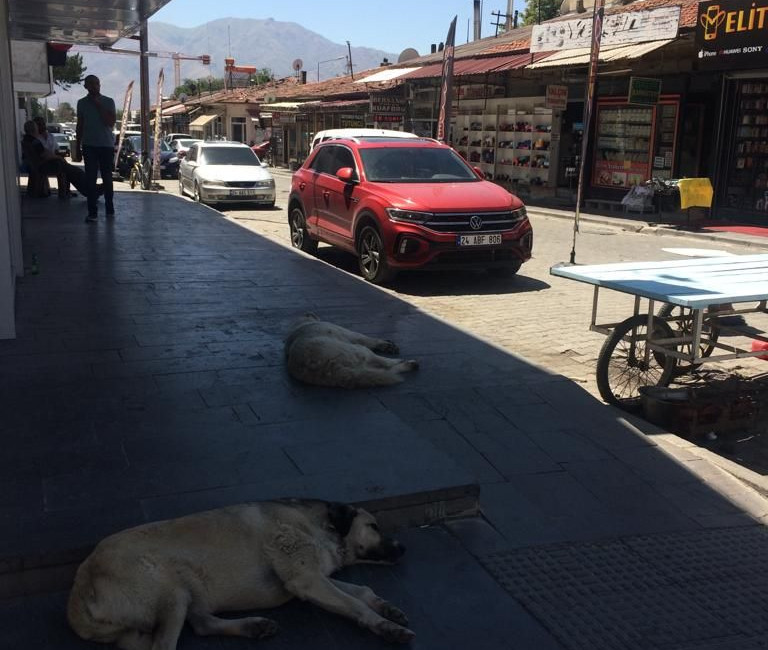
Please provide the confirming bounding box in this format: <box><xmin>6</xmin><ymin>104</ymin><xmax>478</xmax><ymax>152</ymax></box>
<box><xmin>151</xmin><ymin>0</ymin><xmax>517</xmax><ymax>57</ymax></box>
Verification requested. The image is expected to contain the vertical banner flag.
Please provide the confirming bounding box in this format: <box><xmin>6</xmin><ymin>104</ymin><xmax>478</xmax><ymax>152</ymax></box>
<box><xmin>152</xmin><ymin>68</ymin><xmax>165</xmax><ymax>182</ymax></box>
<box><xmin>114</xmin><ymin>81</ymin><xmax>134</xmax><ymax>168</ymax></box>
<box><xmin>436</xmin><ymin>15</ymin><xmax>457</xmax><ymax>144</ymax></box>
<box><xmin>571</xmin><ymin>0</ymin><xmax>605</xmax><ymax>263</ymax></box>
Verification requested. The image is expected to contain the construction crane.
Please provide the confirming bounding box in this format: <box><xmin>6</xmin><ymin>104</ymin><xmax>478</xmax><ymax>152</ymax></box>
<box><xmin>89</xmin><ymin>44</ymin><xmax>211</xmax><ymax>88</ymax></box>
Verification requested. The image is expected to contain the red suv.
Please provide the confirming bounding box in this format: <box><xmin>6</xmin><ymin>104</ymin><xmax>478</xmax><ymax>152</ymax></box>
<box><xmin>288</xmin><ymin>136</ymin><xmax>533</xmax><ymax>283</ymax></box>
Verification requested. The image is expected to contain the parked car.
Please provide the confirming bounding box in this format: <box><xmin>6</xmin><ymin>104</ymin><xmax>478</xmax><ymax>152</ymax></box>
<box><xmin>169</xmin><ymin>138</ymin><xmax>202</xmax><ymax>160</ymax></box>
<box><xmin>164</xmin><ymin>132</ymin><xmax>192</xmax><ymax>144</ymax></box>
<box><xmin>310</xmin><ymin>128</ymin><xmax>419</xmax><ymax>152</ymax></box>
<box><xmin>288</xmin><ymin>136</ymin><xmax>533</xmax><ymax>284</ymax></box>
<box><xmin>52</xmin><ymin>133</ymin><xmax>71</xmax><ymax>157</ymax></box>
<box><xmin>115</xmin><ymin>135</ymin><xmax>178</xmax><ymax>180</ymax></box>
<box><xmin>178</xmin><ymin>141</ymin><xmax>276</xmax><ymax>207</ymax></box>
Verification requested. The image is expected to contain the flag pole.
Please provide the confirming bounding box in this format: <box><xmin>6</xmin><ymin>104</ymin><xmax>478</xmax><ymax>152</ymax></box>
<box><xmin>436</xmin><ymin>16</ymin><xmax>458</xmax><ymax>144</ymax></box>
<box><xmin>570</xmin><ymin>0</ymin><xmax>605</xmax><ymax>264</ymax></box>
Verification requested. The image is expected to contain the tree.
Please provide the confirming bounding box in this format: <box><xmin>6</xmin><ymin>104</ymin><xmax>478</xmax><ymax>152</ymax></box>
<box><xmin>521</xmin><ymin>0</ymin><xmax>561</xmax><ymax>25</ymax></box>
<box><xmin>51</xmin><ymin>53</ymin><xmax>86</xmax><ymax>92</ymax></box>
<box><xmin>57</xmin><ymin>102</ymin><xmax>76</xmax><ymax>122</ymax></box>
<box><xmin>249</xmin><ymin>68</ymin><xmax>274</xmax><ymax>85</ymax></box>
<box><xmin>173</xmin><ymin>77</ymin><xmax>226</xmax><ymax>98</ymax></box>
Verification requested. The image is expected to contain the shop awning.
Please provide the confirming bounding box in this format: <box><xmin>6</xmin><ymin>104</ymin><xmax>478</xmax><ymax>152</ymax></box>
<box><xmin>161</xmin><ymin>104</ymin><xmax>187</xmax><ymax>116</ymax></box>
<box><xmin>355</xmin><ymin>67</ymin><xmax>422</xmax><ymax>83</ymax></box>
<box><xmin>189</xmin><ymin>113</ymin><xmax>220</xmax><ymax>128</ymax></box>
<box><xmin>525</xmin><ymin>39</ymin><xmax>674</xmax><ymax>69</ymax></box>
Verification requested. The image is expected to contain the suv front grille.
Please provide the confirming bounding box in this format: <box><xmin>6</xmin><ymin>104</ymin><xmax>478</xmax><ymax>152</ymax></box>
<box><xmin>424</xmin><ymin>207</ymin><xmax>527</xmax><ymax>233</ymax></box>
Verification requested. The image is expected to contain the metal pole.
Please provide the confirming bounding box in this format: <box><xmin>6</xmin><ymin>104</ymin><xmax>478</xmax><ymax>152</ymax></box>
<box><xmin>139</xmin><ymin>19</ymin><xmax>150</xmax><ymax>155</ymax></box>
<box><xmin>570</xmin><ymin>0</ymin><xmax>605</xmax><ymax>265</ymax></box>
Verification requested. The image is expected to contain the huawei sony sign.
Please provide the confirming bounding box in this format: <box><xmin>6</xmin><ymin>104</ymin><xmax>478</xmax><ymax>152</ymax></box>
<box><xmin>696</xmin><ymin>0</ymin><xmax>768</xmax><ymax>68</ymax></box>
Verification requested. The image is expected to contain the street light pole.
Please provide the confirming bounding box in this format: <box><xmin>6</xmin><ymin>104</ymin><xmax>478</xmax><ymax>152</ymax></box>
<box><xmin>316</xmin><ymin>55</ymin><xmax>347</xmax><ymax>82</ymax></box>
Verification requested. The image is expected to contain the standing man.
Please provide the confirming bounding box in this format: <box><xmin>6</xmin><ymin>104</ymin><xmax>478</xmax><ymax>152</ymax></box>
<box><xmin>76</xmin><ymin>75</ymin><xmax>116</xmax><ymax>222</ymax></box>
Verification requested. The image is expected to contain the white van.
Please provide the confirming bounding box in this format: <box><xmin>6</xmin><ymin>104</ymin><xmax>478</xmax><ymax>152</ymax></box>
<box><xmin>310</xmin><ymin>128</ymin><xmax>419</xmax><ymax>152</ymax></box>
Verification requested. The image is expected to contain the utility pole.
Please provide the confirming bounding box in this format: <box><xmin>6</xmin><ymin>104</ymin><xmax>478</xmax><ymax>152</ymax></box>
<box><xmin>346</xmin><ymin>41</ymin><xmax>354</xmax><ymax>80</ymax></box>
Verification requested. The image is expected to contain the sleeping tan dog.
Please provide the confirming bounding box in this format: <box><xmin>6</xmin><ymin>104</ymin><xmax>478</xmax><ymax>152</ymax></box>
<box><xmin>284</xmin><ymin>313</ymin><xmax>418</xmax><ymax>388</ymax></box>
<box><xmin>67</xmin><ymin>499</ymin><xmax>414</xmax><ymax>649</ymax></box>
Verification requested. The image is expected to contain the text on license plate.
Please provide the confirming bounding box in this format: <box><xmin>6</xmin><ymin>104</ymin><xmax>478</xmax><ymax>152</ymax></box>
<box><xmin>231</xmin><ymin>189</ymin><xmax>260</xmax><ymax>196</ymax></box>
<box><xmin>457</xmin><ymin>233</ymin><xmax>502</xmax><ymax>246</ymax></box>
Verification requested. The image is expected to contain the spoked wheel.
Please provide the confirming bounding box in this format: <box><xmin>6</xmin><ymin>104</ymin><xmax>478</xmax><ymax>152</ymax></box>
<box><xmin>596</xmin><ymin>314</ymin><xmax>677</xmax><ymax>407</ymax></box>
<box><xmin>657</xmin><ymin>303</ymin><xmax>718</xmax><ymax>374</ymax></box>
<box><xmin>128</xmin><ymin>166</ymin><xmax>139</xmax><ymax>189</ymax></box>
<box><xmin>357</xmin><ymin>225</ymin><xmax>395</xmax><ymax>284</ymax></box>
<box><xmin>289</xmin><ymin>207</ymin><xmax>318</xmax><ymax>254</ymax></box>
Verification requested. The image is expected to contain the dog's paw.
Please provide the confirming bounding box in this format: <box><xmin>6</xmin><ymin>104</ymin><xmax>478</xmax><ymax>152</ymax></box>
<box><xmin>380</xmin><ymin>602</ymin><xmax>409</xmax><ymax>626</ymax></box>
<box><xmin>375</xmin><ymin>620</ymin><xmax>415</xmax><ymax>644</ymax></box>
<box><xmin>245</xmin><ymin>617</ymin><xmax>279</xmax><ymax>639</ymax></box>
<box><xmin>374</xmin><ymin>340</ymin><xmax>399</xmax><ymax>355</ymax></box>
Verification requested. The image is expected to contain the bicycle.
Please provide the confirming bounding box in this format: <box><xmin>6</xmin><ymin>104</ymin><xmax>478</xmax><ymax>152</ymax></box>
<box><xmin>128</xmin><ymin>151</ymin><xmax>153</xmax><ymax>190</ymax></box>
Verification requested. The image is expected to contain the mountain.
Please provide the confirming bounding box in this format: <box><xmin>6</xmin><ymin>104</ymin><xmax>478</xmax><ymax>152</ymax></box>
<box><xmin>55</xmin><ymin>17</ymin><xmax>399</xmax><ymax>106</ymax></box>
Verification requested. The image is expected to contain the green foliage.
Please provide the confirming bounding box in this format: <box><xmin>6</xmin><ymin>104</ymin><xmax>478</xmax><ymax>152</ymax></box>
<box><xmin>29</xmin><ymin>97</ymin><xmax>44</xmax><ymax>119</ymax></box>
<box><xmin>249</xmin><ymin>68</ymin><xmax>274</xmax><ymax>85</ymax></box>
<box><xmin>52</xmin><ymin>53</ymin><xmax>86</xmax><ymax>91</ymax></box>
<box><xmin>56</xmin><ymin>102</ymin><xmax>76</xmax><ymax>122</ymax></box>
<box><xmin>173</xmin><ymin>77</ymin><xmax>227</xmax><ymax>98</ymax></box>
<box><xmin>521</xmin><ymin>0</ymin><xmax>560</xmax><ymax>25</ymax></box>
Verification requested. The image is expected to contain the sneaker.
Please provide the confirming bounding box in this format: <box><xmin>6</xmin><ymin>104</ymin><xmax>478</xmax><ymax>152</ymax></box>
<box><xmin>85</xmin><ymin>214</ymin><xmax>97</xmax><ymax>223</ymax></box>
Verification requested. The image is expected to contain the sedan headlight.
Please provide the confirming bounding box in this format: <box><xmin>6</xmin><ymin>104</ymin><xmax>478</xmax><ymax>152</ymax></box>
<box><xmin>386</xmin><ymin>208</ymin><xmax>433</xmax><ymax>223</ymax></box>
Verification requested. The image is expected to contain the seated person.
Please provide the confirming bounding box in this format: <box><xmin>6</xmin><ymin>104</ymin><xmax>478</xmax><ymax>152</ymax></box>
<box><xmin>21</xmin><ymin>120</ymin><xmax>91</xmax><ymax>198</ymax></box>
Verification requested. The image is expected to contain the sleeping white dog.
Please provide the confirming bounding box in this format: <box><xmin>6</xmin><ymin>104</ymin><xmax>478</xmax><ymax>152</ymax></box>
<box><xmin>284</xmin><ymin>313</ymin><xmax>418</xmax><ymax>388</ymax></box>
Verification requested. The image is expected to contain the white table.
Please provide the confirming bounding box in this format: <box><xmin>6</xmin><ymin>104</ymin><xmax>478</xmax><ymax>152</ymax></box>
<box><xmin>550</xmin><ymin>254</ymin><xmax>768</xmax><ymax>404</ymax></box>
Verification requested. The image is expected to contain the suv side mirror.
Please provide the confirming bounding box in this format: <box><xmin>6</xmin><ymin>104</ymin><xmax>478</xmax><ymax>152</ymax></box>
<box><xmin>336</xmin><ymin>167</ymin><xmax>357</xmax><ymax>183</ymax></box>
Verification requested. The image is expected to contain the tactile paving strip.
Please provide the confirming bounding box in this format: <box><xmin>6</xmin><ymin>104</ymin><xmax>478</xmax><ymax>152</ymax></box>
<box><xmin>480</xmin><ymin>526</ymin><xmax>768</xmax><ymax>650</ymax></box>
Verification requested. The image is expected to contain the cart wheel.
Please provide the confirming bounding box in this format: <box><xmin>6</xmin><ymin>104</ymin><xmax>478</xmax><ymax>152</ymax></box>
<box><xmin>596</xmin><ymin>314</ymin><xmax>677</xmax><ymax>407</ymax></box>
<box><xmin>657</xmin><ymin>303</ymin><xmax>718</xmax><ymax>374</ymax></box>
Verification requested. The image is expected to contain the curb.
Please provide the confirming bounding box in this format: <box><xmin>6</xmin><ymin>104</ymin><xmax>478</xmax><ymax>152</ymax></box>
<box><xmin>526</xmin><ymin>205</ymin><xmax>768</xmax><ymax>251</ymax></box>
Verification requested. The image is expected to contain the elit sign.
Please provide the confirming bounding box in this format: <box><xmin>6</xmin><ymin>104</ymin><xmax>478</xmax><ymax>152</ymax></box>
<box><xmin>696</xmin><ymin>0</ymin><xmax>768</xmax><ymax>69</ymax></box>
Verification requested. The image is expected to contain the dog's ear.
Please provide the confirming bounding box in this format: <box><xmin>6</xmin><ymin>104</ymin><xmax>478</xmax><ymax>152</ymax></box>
<box><xmin>327</xmin><ymin>502</ymin><xmax>358</xmax><ymax>538</ymax></box>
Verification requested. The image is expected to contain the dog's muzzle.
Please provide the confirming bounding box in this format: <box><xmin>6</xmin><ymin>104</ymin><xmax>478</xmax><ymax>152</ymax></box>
<box><xmin>365</xmin><ymin>539</ymin><xmax>406</xmax><ymax>563</ymax></box>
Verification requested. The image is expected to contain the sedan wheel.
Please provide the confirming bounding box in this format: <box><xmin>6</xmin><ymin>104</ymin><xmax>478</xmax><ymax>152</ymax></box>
<box><xmin>357</xmin><ymin>225</ymin><xmax>395</xmax><ymax>284</ymax></box>
<box><xmin>193</xmin><ymin>181</ymin><xmax>203</xmax><ymax>204</ymax></box>
<box><xmin>289</xmin><ymin>207</ymin><xmax>318</xmax><ymax>254</ymax></box>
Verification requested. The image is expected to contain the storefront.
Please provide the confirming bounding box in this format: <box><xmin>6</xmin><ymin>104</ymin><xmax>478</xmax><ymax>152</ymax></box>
<box><xmin>592</xmin><ymin>93</ymin><xmax>679</xmax><ymax>190</ymax></box>
<box><xmin>697</xmin><ymin>0</ymin><xmax>768</xmax><ymax>220</ymax></box>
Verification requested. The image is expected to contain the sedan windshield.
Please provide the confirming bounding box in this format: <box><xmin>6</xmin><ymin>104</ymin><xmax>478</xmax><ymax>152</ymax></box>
<box><xmin>200</xmin><ymin>147</ymin><xmax>260</xmax><ymax>165</ymax></box>
<box><xmin>360</xmin><ymin>147</ymin><xmax>478</xmax><ymax>183</ymax></box>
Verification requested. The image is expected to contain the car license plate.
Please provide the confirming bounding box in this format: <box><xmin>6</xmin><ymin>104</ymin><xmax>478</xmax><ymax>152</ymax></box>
<box><xmin>230</xmin><ymin>189</ymin><xmax>257</xmax><ymax>196</ymax></box>
<box><xmin>457</xmin><ymin>233</ymin><xmax>502</xmax><ymax>246</ymax></box>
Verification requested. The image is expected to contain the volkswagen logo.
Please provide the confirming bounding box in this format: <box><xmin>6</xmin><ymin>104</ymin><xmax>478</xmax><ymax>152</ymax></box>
<box><xmin>469</xmin><ymin>215</ymin><xmax>483</xmax><ymax>230</ymax></box>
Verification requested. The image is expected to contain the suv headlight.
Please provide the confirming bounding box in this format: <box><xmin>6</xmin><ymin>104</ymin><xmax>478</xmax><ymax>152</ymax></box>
<box><xmin>386</xmin><ymin>208</ymin><xmax>432</xmax><ymax>223</ymax></box>
<box><xmin>510</xmin><ymin>206</ymin><xmax>528</xmax><ymax>222</ymax></box>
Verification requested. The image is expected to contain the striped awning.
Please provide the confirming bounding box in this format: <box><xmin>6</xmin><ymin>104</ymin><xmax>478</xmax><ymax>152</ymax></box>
<box><xmin>188</xmin><ymin>113</ymin><xmax>220</xmax><ymax>128</ymax></box>
<box><xmin>525</xmin><ymin>39</ymin><xmax>674</xmax><ymax>69</ymax></box>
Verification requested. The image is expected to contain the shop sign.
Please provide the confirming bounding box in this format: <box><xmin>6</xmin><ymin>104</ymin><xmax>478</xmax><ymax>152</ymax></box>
<box><xmin>373</xmin><ymin>114</ymin><xmax>403</xmax><ymax>123</ymax></box>
<box><xmin>628</xmin><ymin>77</ymin><xmax>661</xmax><ymax>105</ymax></box>
<box><xmin>370</xmin><ymin>94</ymin><xmax>406</xmax><ymax>116</ymax></box>
<box><xmin>340</xmin><ymin>114</ymin><xmax>366</xmax><ymax>128</ymax></box>
<box><xmin>545</xmin><ymin>85</ymin><xmax>568</xmax><ymax>110</ymax></box>
<box><xmin>696</xmin><ymin>0</ymin><xmax>768</xmax><ymax>69</ymax></box>
<box><xmin>531</xmin><ymin>6</ymin><xmax>680</xmax><ymax>51</ymax></box>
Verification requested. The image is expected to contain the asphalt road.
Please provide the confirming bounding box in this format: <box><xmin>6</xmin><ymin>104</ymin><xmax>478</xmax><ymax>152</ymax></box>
<box><xmin>149</xmin><ymin>171</ymin><xmax>768</xmax><ymax>479</ymax></box>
